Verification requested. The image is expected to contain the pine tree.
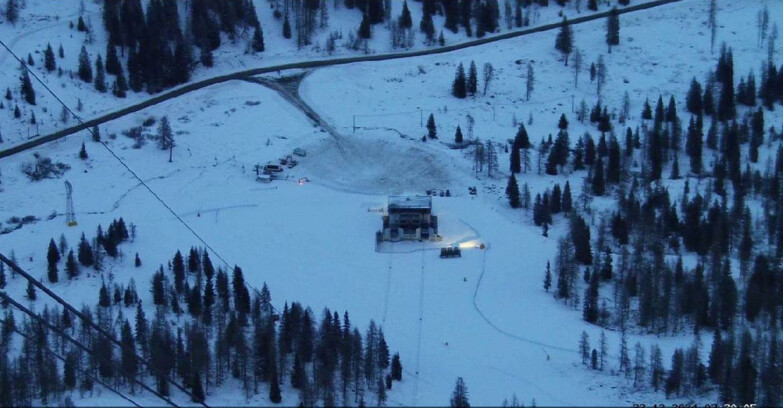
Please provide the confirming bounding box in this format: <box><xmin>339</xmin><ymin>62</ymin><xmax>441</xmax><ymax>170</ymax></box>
<box><xmin>670</xmin><ymin>155</ymin><xmax>680</xmax><ymax>179</ymax></box>
<box><xmin>158</xmin><ymin>116</ymin><xmax>175</xmax><ymax>161</ymax></box>
<box><xmin>543</xmin><ymin>261</ymin><xmax>552</xmax><ymax>292</ymax></box>
<box><xmin>735</xmin><ymin>331</ymin><xmax>757</xmax><ymax>405</ymax></box>
<box><xmin>420</xmin><ymin>10</ymin><xmax>435</xmax><ymax>43</ymax></box>
<box><xmin>46</xmin><ymin>238</ymin><xmax>60</xmax><ymax>282</ymax></box>
<box><xmin>467</xmin><ymin>61</ymin><xmax>478</xmax><ymax>96</ymax></box>
<box><xmin>98</xmin><ymin>283</ymin><xmax>111</xmax><ymax>307</ymax></box>
<box><xmin>650</xmin><ymin>344</ymin><xmax>664</xmax><ymax>391</ymax></box>
<box><xmin>77</xmin><ymin>233</ymin><xmax>93</xmax><ymax>266</ymax></box>
<box><xmin>400</xmin><ymin>0</ymin><xmax>412</xmax><ymax>28</ymax></box>
<box><xmin>77</xmin><ymin>15</ymin><xmax>87</xmax><ymax>31</ymax></box>
<box><xmin>598</xmin><ymin>331</ymin><xmax>608</xmax><ymax>371</ymax></box>
<box><xmin>509</xmin><ymin>145</ymin><xmax>521</xmax><ymax>174</ymax></box>
<box><xmin>105</xmin><ymin>42</ymin><xmax>120</xmax><ymax>76</ymax></box>
<box><xmin>26</xmin><ymin>279</ymin><xmax>36</xmax><ymax>300</ymax></box>
<box><xmin>506</xmin><ymin>174</ymin><xmax>520</xmax><ymax>208</ymax></box>
<box><xmin>191</xmin><ymin>371</ymin><xmax>205</xmax><ymax>403</ymax></box>
<box><xmin>558</xmin><ymin>113</ymin><xmax>569</xmax><ymax>130</ymax></box>
<box><xmin>454</xmin><ymin>126</ymin><xmax>464</xmax><ymax>144</ymax></box>
<box><xmin>686</xmin><ymin>78</ymin><xmax>703</xmax><ymax>114</ymax></box>
<box><xmin>269</xmin><ymin>366</ymin><xmax>282</xmax><ymax>403</ymax></box>
<box><xmin>641</xmin><ymin>99</ymin><xmax>653</xmax><ymax>120</ymax></box>
<box><xmin>579</xmin><ymin>331</ymin><xmax>591</xmax><ymax>364</ymax></box>
<box><xmin>605</xmin><ymin>7</ymin><xmax>620</xmax><ymax>53</ymax></box>
<box><xmin>570</xmin><ymin>214</ymin><xmax>593</xmax><ymax>265</ymax></box>
<box><xmin>65</xmin><ymin>250</ymin><xmax>79</xmax><ymax>279</ymax></box>
<box><xmin>252</xmin><ymin>26</ymin><xmax>265</xmax><ymax>52</ymax></box>
<box><xmin>703</xmin><ymin>84</ymin><xmax>715</xmax><ymax>116</ymax></box>
<box><xmin>113</xmin><ymin>65</ymin><xmax>128</xmax><ymax>98</ymax></box>
<box><xmin>665</xmin><ymin>349</ymin><xmax>684</xmax><ymax>397</ymax></box>
<box><xmin>452</xmin><ymin>63</ymin><xmax>467</xmax><ymax>98</ymax></box>
<box><xmin>592</xmin><ymin>157</ymin><xmax>605</xmax><ymax>196</ymax></box>
<box><xmin>391</xmin><ymin>352</ymin><xmax>403</xmax><ymax>380</ymax></box>
<box><xmin>94</xmin><ymin>54</ymin><xmax>106</xmax><ymax>92</ymax></box>
<box><xmin>283</xmin><ymin>13</ymin><xmax>292</xmax><ymax>38</ymax></box>
<box><xmin>686</xmin><ymin>116</ymin><xmax>703</xmax><ymax>174</ymax></box>
<box><xmin>77</xmin><ymin>46</ymin><xmax>92</xmax><ymax>82</ymax></box>
<box><xmin>5</xmin><ymin>0</ymin><xmax>18</xmax><ymax>25</ymax></box>
<box><xmin>291</xmin><ymin>353</ymin><xmax>305</xmax><ymax>388</ymax></box>
<box><xmin>562</xmin><ymin>181</ymin><xmax>573</xmax><ymax>212</ymax></box>
<box><xmin>44</xmin><ymin>43</ymin><xmax>56</xmax><ymax>72</ymax></box>
<box><xmin>450</xmin><ymin>377</ymin><xmax>470</xmax><ymax>407</ymax></box>
<box><xmin>173</xmin><ymin>250</ymin><xmax>185</xmax><ymax>294</ymax></box>
<box><xmin>555</xmin><ymin>17</ymin><xmax>573</xmax><ymax>65</ymax></box>
<box><xmin>426</xmin><ymin>114</ymin><xmax>437</xmax><ymax>139</ymax></box>
<box><xmin>20</xmin><ymin>67</ymin><xmax>35</xmax><ymax>105</ymax></box>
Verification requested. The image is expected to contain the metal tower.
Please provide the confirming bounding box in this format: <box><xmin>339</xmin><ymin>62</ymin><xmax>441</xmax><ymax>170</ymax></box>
<box><xmin>65</xmin><ymin>181</ymin><xmax>77</xmax><ymax>226</ymax></box>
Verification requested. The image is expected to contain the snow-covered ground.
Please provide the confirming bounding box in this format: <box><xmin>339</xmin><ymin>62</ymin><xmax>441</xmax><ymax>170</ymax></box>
<box><xmin>1</xmin><ymin>0</ymin><xmax>782</xmax><ymax>406</ymax></box>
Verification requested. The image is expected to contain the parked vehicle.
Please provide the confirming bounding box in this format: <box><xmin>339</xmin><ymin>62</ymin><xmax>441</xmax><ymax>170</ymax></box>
<box><xmin>440</xmin><ymin>247</ymin><xmax>462</xmax><ymax>258</ymax></box>
<box><xmin>263</xmin><ymin>164</ymin><xmax>284</xmax><ymax>174</ymax></box>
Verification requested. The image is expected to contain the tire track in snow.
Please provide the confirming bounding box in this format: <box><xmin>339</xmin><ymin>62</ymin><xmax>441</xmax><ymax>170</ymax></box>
<box><xmin>413</xmin><ymin>240</ymin><xmax>426</xmax><ymax>405</ymax></box>
<box><xmin>382</xmin><ymin>241</ymin><xmax>393</xmax><ymax>325</ymax></box>
<box><xmin>472</xmin><ymin>248</ymin><xmax>579</xmax><ymax>355</ymax></box>
<box><xmin>0</xmin><ymin>10</ymin><xmax>95</xmax><ymax>69</ymax></box>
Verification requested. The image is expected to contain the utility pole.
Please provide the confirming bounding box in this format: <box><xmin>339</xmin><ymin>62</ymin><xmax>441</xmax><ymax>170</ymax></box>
<box><xmin>353</xmin><ymin>115</ymin><xmax>356</xmax><ymax>133</ymax></box>
<box><xmin>419</xmin><ymin>107</ymin><xmax>423</xmax><ymax>127</ymax></box>
<box><xmin>65</xmin><ymin>181</ymin><xmax>77</xmax><ymax>226</ymax></box>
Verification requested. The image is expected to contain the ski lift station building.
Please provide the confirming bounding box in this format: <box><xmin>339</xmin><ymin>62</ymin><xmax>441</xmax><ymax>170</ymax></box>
<box><xmin>380</xmin><ymin>196</ymin><xmax>438</xmax><ymax>241</ymax></box>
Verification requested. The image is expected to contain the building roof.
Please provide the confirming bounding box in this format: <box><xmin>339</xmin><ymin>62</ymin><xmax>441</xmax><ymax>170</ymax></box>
<box><xmin>388</xmin><ymin>195</ymin><xmax>432</xmax><ymax>211</ymax></box>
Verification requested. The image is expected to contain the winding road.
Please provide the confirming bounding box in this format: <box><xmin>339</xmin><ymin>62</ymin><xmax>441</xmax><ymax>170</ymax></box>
<box><xmin>0</xmin><ymin>0</ymin><xmax>682</xmax><ymax>159</ymax></box>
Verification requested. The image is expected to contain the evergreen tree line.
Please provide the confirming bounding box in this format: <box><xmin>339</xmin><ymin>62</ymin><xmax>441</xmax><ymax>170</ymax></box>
<box><xmin>42</xmin><ymin>218</ymin><xmax>133</xmax><ymax>286</ymax></box>
<box><xmin>274</xmin><ymin>0</ymin><xmax>584</xmax><ymax>50</ymax></box>
<box><xmin>516</xmin><ymin>40</ymin><xmax>783</xmax><ymax>406</ymax></box>
<box><xmin>1</xmin><ymin>244</ymin><xmax>403</xmax><ymax>406</ymax></box>
<box><xmin>576</xmin><ymin>322</ymin><xmax>781</xmax><ymax>406</ymax></box>
<box><xmin>98</xmin><ymin>0</ymin><xmax>263</xmax><ymax>95</ymax></box>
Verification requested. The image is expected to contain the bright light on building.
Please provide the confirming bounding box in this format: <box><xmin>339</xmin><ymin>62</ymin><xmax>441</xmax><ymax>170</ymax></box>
<box><xmin>458</xmin><ymin>240</ymin><xmax>480</xmax><ymax>249</ymax></box>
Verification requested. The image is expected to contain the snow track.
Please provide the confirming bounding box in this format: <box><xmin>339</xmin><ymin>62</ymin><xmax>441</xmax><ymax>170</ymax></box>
<box><xmin>0</xmin><ymin>10</ymin><xmax>95</xmax><ymax>68</ymax></box>
<box><xmin>472</xmin><ymin>248</ymin><xmax>579</xmax><ymax>355</ymax></box>
<box><xmin>413</xmin><ymin>241</ymin><xmax>427</xmax><ymax>405</ymax></box>
<box><xmin>382</xmin><ymin>242</ymin><xmax>393</xmax><ymax>325</ymax></box>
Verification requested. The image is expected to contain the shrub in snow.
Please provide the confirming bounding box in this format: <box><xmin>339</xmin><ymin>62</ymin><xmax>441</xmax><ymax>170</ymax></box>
<box><xmin>21</xmin><ymin>155</ymin><xmax>70</xmax><ymax>181</ymax></box>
